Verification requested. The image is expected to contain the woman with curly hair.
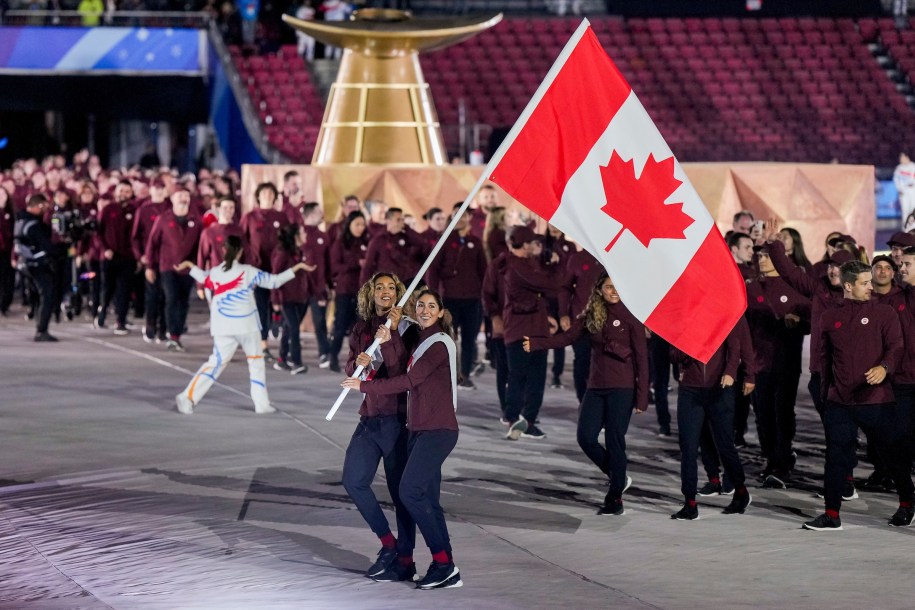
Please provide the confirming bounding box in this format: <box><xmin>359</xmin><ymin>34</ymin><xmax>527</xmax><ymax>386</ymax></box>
<box><xmin>339</xmin><ymin>271</ymin><xmax>420</xmax><ymax>584</ymax></box>
<box><xmin>523</xmin><ymin>273</ymin><xmax>649</xmax><ymax>515</ymax></box>
<box><xmin>343</xmin><ymin>289</ymin><xmax>461</xmax><ymax>589</ymax></box>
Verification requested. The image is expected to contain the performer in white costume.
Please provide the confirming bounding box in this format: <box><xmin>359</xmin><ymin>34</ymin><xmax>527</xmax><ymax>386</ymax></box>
<box><xmin>173</xmin><ymin>235</ymin><xmax>313</xmax><ymax>414</ymax></box>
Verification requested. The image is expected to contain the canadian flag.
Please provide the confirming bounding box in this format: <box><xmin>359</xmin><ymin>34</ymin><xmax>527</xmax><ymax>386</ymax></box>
<box><xmin>487</xmin><ymin>20</ymin><xmax>745</xmax><ymax>363</ymax></box>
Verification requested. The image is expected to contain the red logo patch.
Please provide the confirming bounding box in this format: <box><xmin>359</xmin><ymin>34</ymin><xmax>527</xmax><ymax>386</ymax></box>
<box><xmin>756</xmin><ymin>296</ymin><xmax>764</xmax><ymax>303</ymax></box>
<box><xmin>216</xmin><ymin>235</ymin><xmax>223</xmax><ymax>242</ymax></box>
<box><xmin>168</xmin><ymin>221</ymin><xmax>175</xmax><ymax>228</ymax></box>
<box><xmin>900</xmin><ymin>304</ymin><xmax>906</xmax><ymax>312</ymax></box>
<box><xmin>582</xmin><ymin>264</ymin><xmax>589</xmax><ymax>271</ymax></box>
<box><xmin>834</xmin><ymin>321</ymin><xmax>842</xmax><ymax>329</ymax></box>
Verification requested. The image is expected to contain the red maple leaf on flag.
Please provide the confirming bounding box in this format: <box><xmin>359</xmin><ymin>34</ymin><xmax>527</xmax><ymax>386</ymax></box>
<box><xmin>599</xmin><ymin>152</ymin><xmax>694</xmax><ymax>251</ymax></box>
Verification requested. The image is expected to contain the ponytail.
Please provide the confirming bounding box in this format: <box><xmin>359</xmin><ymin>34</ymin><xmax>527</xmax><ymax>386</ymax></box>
<box><xmin>222</xmin><ymin>234</ymin><xmax>243</xmax><ymax>271</ymax></box>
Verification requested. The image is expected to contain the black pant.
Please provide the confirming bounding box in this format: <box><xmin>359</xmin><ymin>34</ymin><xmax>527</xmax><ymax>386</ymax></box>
<box><xmin>504</xmin><ymin>339</ymin><xmax>547</xmax><ymax>423</ymax></box>
<box><xmin>0</xmin><ymin>249</ymin><xmax>13</xmax><ymax>314</ymax></box>
<box><xmin>130</xmin><ymin>267</ymin><xmax>145</xmax><ymax>318</ymax></box>
<box><xmin>578</xmin><ymin>388</ymin><xmax>634</xmax><ymax>498</ymax></box>
<box><xmin>160</xmin><ymin>271</ymin><xmax>194</xmax><ymax>339</ymax></box>
<box><xmin>329</xmin><ymin>294</ymin><xmax>358</xmax><ymax>366</ymax></box>
<box><xmin>572</xmin><ymin>334</ymin><xmax>590</xmax><ymax>402</ymax></box>
<box><xmin>253</xmin><ymin>286</ymin><xmax>271</xmax><ymax>342</ymax></box>
<box><xmin>280</xmin><ymin>301</ymin><xmax>308</xmax><ymax>366</ymax></box>
<box><xmin>99</xmin><ymin>258</ymin><xmax>134</xmax><ymax>327</ymax></box>
<box><xmin>677</xmin><ymin>385</ymin><xmax>745</xmax><ymax>501</ymax></box>
<box><xmin>895</xmin><ymin>384</ymin><xmax>915</xmax><ymax>470</ymax></box>
<box><xmin>30</xmin><ymin>266</ymin><xmax>56</xmax><ymax>333</ymax></box>
<box><xmin>400</xmin><ymin>430</ymin><xmax>458</xmax><ymax>556</ymax></box>
<box><xmin>822</xmin><ymin>401</ymin><xmax>915</xmax><ymax>512</ymax></box>
<box><xmin>649</xmin><ymin>334</ymin><xmax>672</xmax><ymax>429</ymax></box>
<box><xmin>490</xmin><ymin>337</ymin><xmax>509</xmax><ymax>413</ymax></box>
<box><xmin>88</xmin><ymin>259</ymin><xmax>102</xmax><ymax>318</ymax></box>
<box><xmin>752</xmin><ymin>368</ymin><xmax>798</xmax><ymax>474</ymax></box>
<box><xmin>733</xmin><ymin>368</ymin><xmax>751</xmax><ymax>439</ymax></box>
<box><xmin>444</xmin><ymin>297</ymin><xmax>481</xmax><ymax>378</ymax></box>
<box><xmin>307</xmin><ymin>296</ymin><xmax>330</xmax><ymax>357</ymax></box>
<box><xmin>342</xmin><ymin>416</ymin><xmax>415</xmax><ymax>557</ymax></box>
<box><xmin>144</xmin><ymin>275</ymin><xmax>167</xmax><ymax>337</ymax></box>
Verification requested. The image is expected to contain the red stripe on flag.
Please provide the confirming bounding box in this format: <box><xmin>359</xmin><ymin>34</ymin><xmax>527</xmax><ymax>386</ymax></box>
<box><xmin>644</xmin><ymin>228</ymin><xmax>746</xmax><ymax>363</ymax></box>
<box><xmin>489</xmin><ymin>28</ymin><xmax>631</xmax><ymax>221</ymax></box>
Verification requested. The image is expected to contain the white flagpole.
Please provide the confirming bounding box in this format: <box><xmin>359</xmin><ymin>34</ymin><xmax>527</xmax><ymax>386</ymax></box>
<box><xmin>325</xmin><ymin>18</ymin><xmax>593</xmax><ymax>421</ymax></box>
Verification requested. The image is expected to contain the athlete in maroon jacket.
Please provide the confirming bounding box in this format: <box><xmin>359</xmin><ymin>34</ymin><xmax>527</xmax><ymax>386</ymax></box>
<box><xmin>804</xmin><ymin>261</ymin><xmax>913</xmax><ymax>531</ymax></box>
<box><xmin>327</xmin><ymin>211</ymin><xmax>370</xmax><ymax>372</ymax></box>
<box><xmin>132</xmin><ymin>180</ymin><xmax>170</xmax><ymax>342</ymax></box>
<box><xmin>95</xmin><ymin>182</ymin><xmax>137</xmax><ymax>333</ymax></box>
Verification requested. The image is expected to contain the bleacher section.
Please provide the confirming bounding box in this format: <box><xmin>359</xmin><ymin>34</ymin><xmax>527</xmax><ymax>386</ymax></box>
<box><xmin>232</xmin><ymin>17</ymin><xmax>915</xmax><ymax>166</ymax></box>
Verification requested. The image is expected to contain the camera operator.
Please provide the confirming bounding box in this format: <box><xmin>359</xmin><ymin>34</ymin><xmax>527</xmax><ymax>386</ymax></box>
<box><xmin>14</xmin><ymin>194</ymin><xmax>61</xmax><ymax>342</ymax></box>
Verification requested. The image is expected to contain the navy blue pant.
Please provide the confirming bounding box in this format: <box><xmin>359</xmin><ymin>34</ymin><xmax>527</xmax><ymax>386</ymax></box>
<box><xmin>253</xmin><ymin>286</ymin><xmax>271</xmax><ymax>341</ymax></box>
<box><xmin>505</xmin><ymin>339</ymin><xmax>547</xmax><ymax>423</ymax></box>
<box><xmin>160</xmin><ymin>271</ymin><xmax>194</xmax><ymax>338</ymax></box>
<box><xmin>444</xmin><ymin>297</ymin><xmax>482</xmax><ymax>378</ymax></box>
<box><xmin>143</xmin><ymin>276</ymin><xmax>166</xmax><ymax>338</ymax></box>
<box><xmin>342</xmin><ymin>415</ymin><xmax>415</xmax><ymax>557</ymax></box>
<box><xmin>571</xmin><ymin>335</ymin><xmax>590</xmax><ymax>402</ymax></box>
<box><xmin>490</xmin><ymin>337</ymin><xmax>509</xmax><ymax>413</ymax></box>
<box><xmin>649</xmin><ymin>334</ymin><xmax>672</xmax><ymax>429</ymax></box>
<box><xmin>329</xmin><ymin>294</ymin><xmax>358</xmax><ymax>366</ymax></box>
<box><xmin>400</xmin><ymin>430</ymin><xmax>458</xmax><ymax>556</ymax></box>
<box><xmin>307</xmin><ymin>296</ymin><xmax>330</xmax><ymax>357</ymax></box>
<box><xmin>578</xmin><ymin>388</ymin><xmax>634</xmax><ymax>498</ymax></box>
<box><xmin>280</xmin><ymin>301</ymin><xmax>308</xmax><ymax>366</ymax></box>
<box><xmin>822</xmin><ymin>401</ymin><xmax>915</xmax><ymax>511</ymax></box>
<box><xmin>677</xmin><ymin>385</ymin><xmax>745</xmax><ymax>501</ymax></box>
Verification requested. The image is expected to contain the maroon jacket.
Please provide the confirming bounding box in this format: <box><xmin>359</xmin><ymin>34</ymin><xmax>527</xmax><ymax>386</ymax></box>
<box><xmin>470</xmin><ymin>207</ymin><xmax>487</xmax><ymax>240</ymax></box>
<box><xmin>145</xmin><ymin>210</ymin><xmax>202</xmax><ymax>274</ymax></box>
<box><xmin>0</xmin><ymin>200</ymin><xmax>13</xmax><ymax>253</ymax></box>
<box><xmin>745</xmin><ymin>275</ymin><xmax>811</xmax><ymax>372</ymax></box>
<box><xmin>240</xmin><ymin>207</ymin><xmax>288</xmax><ymax>267</ymax></box>
<box><xmin>672</xmin><ymin>320</ymin><xmax>746</xmax><ymax>388</ymax></box>
<box><xmin>481</xmin><ymin>253</ymin><xmax>507</xmax><ymax>323</ymax></box>
<box><xmin>346</xmin><ymin>314</ymin><xmax>411</xmax><ymax>418</ymax></box>
<box><xmin>501</xmin><ymin>254</ymin><xmax>557</xmax><ymax>344</ymax></box>
<box><xmin>874</xmin><ymin>285</ymin><xmax>902</xmax><ymax>304</ymax></box>
<box><xmin>131</xmin><ymin>199</ymin><xmax>169</xmax><ymax>262</ymax></box>
<box><xmin>330</xmin><ymin>233</ymin><xmax>369</xmax><ymax>296</ymax></box>
<box><xmin>271</xmin><ymin>247</ymin><xmax>309</xmax><ymax>304</ymax></box>
<box><xmin>558</xmin><ymin>249</ymin><xmax>603</xmax><ymax>319</ymax></box>
<box><xmin>360</xmin><ymin>229</ymin><xmax>425</xmax><ymax>285</ymax></box>
<box><xmin>485</xmin><ymin>227</ymin><xmax>507</xmax><ymax>263</ymax></box>
<box><xmin>98</xmin><ymin>202</ymin><xmax>136</xmax><ymax>261</ymax></box>
<box><xmin>530</xmin><ymin>302</ymin><xmax>649</xmax><ymax>410</ymax></box>
<box><xmin>302</xmin><ymin>225</ymin><xmax>330</xmax><ymax>301</ymax></box>
<box><xmin>360</xmin><ymin>323</ymin><xmax>459</xmax><ymax>431</ymax></box>
<box><xmin>889</xmin><ymin>285</ymin><xmax>915</xmax><ymax>385</ymax></box>
<box><xmin>418</xmin><ymin>227</ymin><xmax>441</xmax><ymax>259</ymax></box>
<box><xmin>428</xmin><ymin>231</ymin><xmax>487</xmax><ymax>300</ymax></box>
<box><xmin>197</xmin><ymin>223</ymin><xmax>243</xmax><ymax>270</ymax></box>
<box><xmin>767</xmin><ymin>239</ymin><xmax>844</xmax><ymax>374</ymax></box>
<box><xmin>818</xmin><ymin>298</ymin><xmax>903</xmax><ymax>405</ymax></box>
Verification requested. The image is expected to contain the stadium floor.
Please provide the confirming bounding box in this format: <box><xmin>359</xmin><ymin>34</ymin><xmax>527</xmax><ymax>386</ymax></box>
<box><xmin>1</xmin><ymin>303</ymin><xmax>913</xmax><ymax>609</ymax></box>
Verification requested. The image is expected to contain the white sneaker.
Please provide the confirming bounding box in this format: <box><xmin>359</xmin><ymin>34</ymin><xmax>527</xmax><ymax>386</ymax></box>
<box><xmin>175</xmin><ymin>393</ymin><xmax>194</xmax><ymax>415</ymax></box>
<box><xmin>255</xmin><ymin>404</ymin><xmax>277</xmax><ymax>414</ymax></box>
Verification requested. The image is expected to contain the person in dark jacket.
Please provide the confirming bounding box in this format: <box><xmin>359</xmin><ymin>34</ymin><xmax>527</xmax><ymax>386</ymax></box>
<box><xmin>525</xmin><ymin>273</ymin><xmax>648</xmax><ymax>515</ymax></box>
<box><xmin>804</xmin><ymin>261</ymin><xmax>914</xmax><ymax>531</ymax></box>
<box><xmin>132</xmin><ymin>179</ymin><xmax>170</xmax><ymax>343</ymax></box>
<box><xmin>359</xmin><ymin>207</ymin><xmax>426</xmax><ymax>287</ymax></box>
<box><xmin>96</xmin><ymin>181</ymin><xmax>138</xmax><ymax>334</ymax></box>
<box><xmin>15</xmin><ymin>194</ymin><xmax>59</xmax><ymax>341</ymax></box>
<box><xmin>271</xmin><ymin>224</ymin><xmax>310</xmax><ymax>374</ymax></box>
<box><xmin>327</xmin><ymin>211</ymin><xmax>370</xmax><ymax>372</ymax></box>
<box><xmin>342</xmin><ymin>289</ymin><xmax>461</xmax><ymax>590</ymax></box>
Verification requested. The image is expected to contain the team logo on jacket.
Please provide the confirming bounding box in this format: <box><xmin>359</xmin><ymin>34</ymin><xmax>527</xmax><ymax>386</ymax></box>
<box><xmin>861</xmin><ymin>317</ymin><xmax>869</xmax><ymax>325</ymax></box>
<box><xmin>398</xmin><ymin>239</ymin><xmax>405</xmax><ymax>246</ymax></box>
<box><xmin>360</xmin><ymin>244</ymin><xmax>367</xmax><ymax>251</ymax></box>
<box><xmin>188</xmin><ymin>220</ymin><xmax>195</xmax><ymax>228</ymax></box>
<box><xmin>467</xmin><ymin>241</ymin><xmax>475</xmax><ymax>248</ymax></box>
<box><xmin>779</xmin><ymin>295</ymin><xmax>788</xmax><ymax>303</ymax></box>
<box><xmin>273</xmin><ymin>221</ymin><xmax>280</xmax><ymax>228</ymax></box>
<box><xmin>317</xmin><ymin>237</ymin><xmax>324</xmax><ymax>245</ymax></box>
<box><xmin>612</xmin><ymin>319</ymin><xmax>621</xmax><ymax>327</ymax></box>
<box><xmin>126</xmin><ymin>213</ymin><xmax>133</xmax><ymax>220</ymax></box>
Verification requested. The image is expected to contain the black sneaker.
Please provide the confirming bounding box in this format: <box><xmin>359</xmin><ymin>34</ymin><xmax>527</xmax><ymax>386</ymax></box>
<box><xmin>734</xmin><ymin>435</ymin><xmax>747</xmax><ymax>449</ymax></box>
<box><xmin>289</xmin><ymin>364</ymin><xmax>308</xmax><ymax>375</ymax></box>
<box><xmin>166</xmin><ymin>339</ymin><xmax>185</xmax><ymax>352</ymax></box>
<box><xmin>803</xmin><ymin>513</ymin><xmax>843</xmax><ymax>531</ymax></box>
<box><xmin>416</xmin><ymin>561</ymin><xmax>462</xmax><ymax>590</ymax></box>
<box><xmin>318</xmin><ymin>354</ymin><xmax>330</xmax><ymax>369</ymax></box>
<box><xmin>505</xmin><ymin>416</ymin><xmax>527</xmax><ymax>440</ymax></box>
<box><xmin>521</xmin><ymin>424</ymin><xmax>547</xmax><ymax>439</ymax></box>
<box><xmin>842</xmin><ymin>481</ymin><xmax>858</xmax><ymax>501</ymax></box>
<box><xmin>372</xmin><ymin>560</ymin><xmax>417</xmax><ymax>582</ymax></box>
<box><xmin>721</xmin><ymin>480</ymin><xmax>735</xmax><ymax>496</ymax></box>
<box><xmin>722</xmin><ymin>491</ymin><xmax>751</xmax><ymax>514</ymax></box>
<box><xmin>889</xmin><ymin>506</ymin><xmax>915</xmax><ymax>527</ymax></box>
<box><xmin>365</xmin><ymin>547</ymin><xmax>397</xmax><ymax>578</ymax></box>
<box><xmin>113</xmin><ymin>325</ymin><xmax>129</xmax><ymax>336</ymax></box>
<box><xmin>658</xmin><ymin>425</ymin><xmax>671</xmax><ymax>437</ymax></box>
<box><xmin>329</xmin><ymin>359</ymin><xmax>341</xmax><ymax>373</ymax></box>
<box><xmin>598</xmin><ymin>497</ymin><xmax>624</xmax><ymax>516</ymax></box>
<box><xmin>274</xmin><ymin>360</ymin><xmax>291</xmax><ymax>372</ymax></box>
<box><xmin>34</xmin><ymin>332</ymin><xmax>59</xmax><ymax>342</ymax></box>
<box><xmin>457</xmin><ymin>378</ymin><xmax>476</xmax><ymax>390</ymax></box>
<box><xmin>671</xmin><ymin>503</ymin><xmax>699</xmax><ymax>520</ymax></box>
<box><xmin>550</xmin><ymin>378</ymin><xmax>564</xmax><ymax>389</ymax></box>
<box><xmin>697</xmin><ymin>481</ymin><xmax>722</xmax><ymax>496</ymax></box>
<box><xmin>863</xmin><ymin>472</ymin><xmax>885</xmax><ymax>491</ymax></box>
<box><xmin>471</xmin><ymin>361</ymin><xmax>486</xmax><ymax>377</ymax></box>
<box><xmin>763</xmin><ymin>474</ymin><xmax>787</xmax><ymax>489</ymax></box>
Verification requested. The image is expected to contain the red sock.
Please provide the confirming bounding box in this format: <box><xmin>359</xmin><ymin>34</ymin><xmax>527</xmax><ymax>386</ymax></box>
<box><xmin>736</xmin><ymin>485</ymin><xmax>748</xmax><ymax>496</ymax></box>
<box><xmin>379</xmin><ymin>533</ymin><xmax>396</xmax><ymax>549</ymax></box>
<box><xmin>398</xmin><ymin>555</ymin><xmax>413</xmax><ymax>566</ymax></box>
<box><xmin>900</xmin><ymin>501</ymin><xmax>912</xmax><ymax>509</ymax></box>
<box><xmin>845</xmin><ymin>476</ymin><xmax>854</xmax><ymax>482</ymax></box>
<box><xmin>825</xmin><ymin>509</ymin><xmax>840</xmax><ymax>519</ymax></box>
<box><xmin>688</xmin><ymin>499</ymin><xmax>697</xmax><ymax>507</ymax></box>
<box><xmin>710</xmin><ymin>477</ymin><xmax>721</xmax><ymax>485</ymax></box>
<box><xmin>432</xmin><ymin>550</ymin><xmax>449</xmax><ymax>564</ymax></box>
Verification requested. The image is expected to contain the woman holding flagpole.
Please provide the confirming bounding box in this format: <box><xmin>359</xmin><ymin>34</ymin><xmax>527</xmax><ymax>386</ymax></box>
<box><xmin>524</xmin><ymin>273</ymin><xmax>648</xmax><ymax>515</ymax></box>
<box><xmin>342</xmin><ymin>289</ymin><xmax>462</xmax><ymax>590</ymax></box>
